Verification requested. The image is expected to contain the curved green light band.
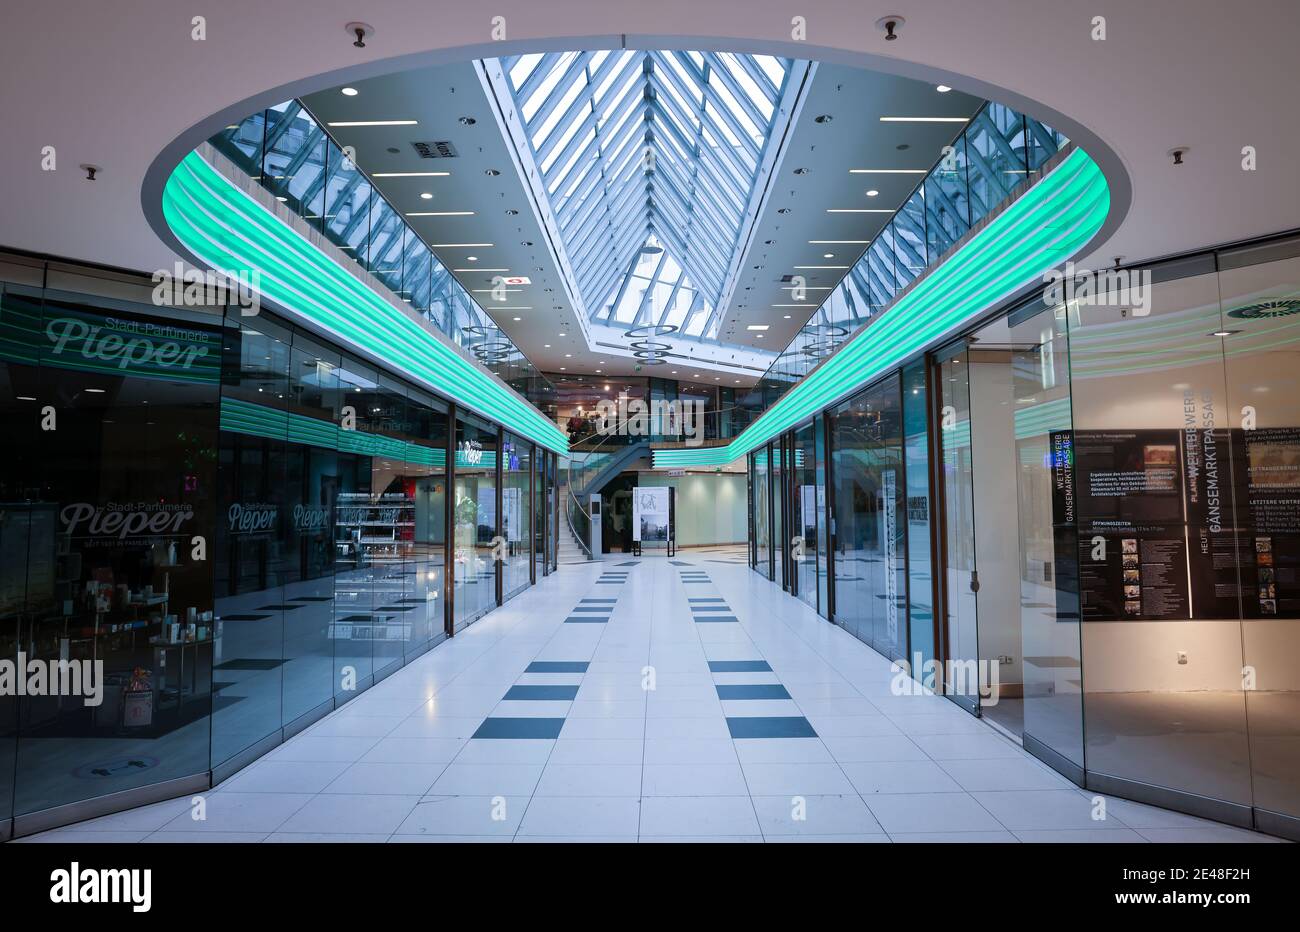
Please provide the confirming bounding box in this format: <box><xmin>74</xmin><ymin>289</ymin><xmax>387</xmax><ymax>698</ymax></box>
<box><xmin>163</xmin><ymin>151</ymin><xmax>568</xmax><ymax>454</ymax></box>
<box><xmin>653</xmin><ymin>148</ymin><xmax>1110</xmax><ymax>470</ymax></box>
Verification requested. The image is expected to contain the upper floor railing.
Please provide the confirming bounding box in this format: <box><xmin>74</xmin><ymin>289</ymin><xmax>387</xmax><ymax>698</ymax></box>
<box><xmin>209</xmin><ymin>100</ymin><xmax>556</xmax><ymax>411</ymax></box>
<box><xmin>734</xmin><ymin>100</ymin><xmax>1068</xmax><ymax>426</ymax></box>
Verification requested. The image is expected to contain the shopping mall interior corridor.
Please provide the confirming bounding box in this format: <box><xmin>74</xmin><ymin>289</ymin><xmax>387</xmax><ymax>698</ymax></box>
<box><xmin>19</xmin><ymin>553</ymin><xmax>1280</xmax><ymax>844</ymax></box>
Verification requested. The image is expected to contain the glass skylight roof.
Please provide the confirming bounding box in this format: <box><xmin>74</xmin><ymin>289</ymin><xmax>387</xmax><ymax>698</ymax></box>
<box><xmin>492</xmin><ymin>50</ymin><xmax>797</xmax><ymax>340</ymax></box>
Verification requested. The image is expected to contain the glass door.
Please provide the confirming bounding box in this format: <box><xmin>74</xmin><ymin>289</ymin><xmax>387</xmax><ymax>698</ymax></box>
<box><xmin>936</xmin><ymin>343</ymin><xmax>981</xmax><ymax>712</ymax></box>
<box><xmin>772</xmin><ymin>440</ymin><xmax>785</xmax><ymax>589</ymax></box>
<box><xmin>793</xmin><ymin>421</ymin><xmax>819</xmax><ymax>611</ymax></box>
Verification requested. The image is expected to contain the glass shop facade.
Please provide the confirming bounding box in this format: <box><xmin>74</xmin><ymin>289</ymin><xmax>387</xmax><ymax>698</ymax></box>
<box><xmin>749</xmin><ymin>231</ymin><xmax>1300</xmax><ymax>840</ymax></box>
<box><xmin>0</xmin><ymin>252</ymin><xmax>559</xmax><ymax>838</ymax></box>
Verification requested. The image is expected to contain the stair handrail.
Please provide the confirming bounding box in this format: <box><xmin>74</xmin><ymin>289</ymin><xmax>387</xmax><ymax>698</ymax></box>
<box><xmin>559</xmin><ymin>402</ymin><xmax>747</xmax><ymax>559</ymax></box>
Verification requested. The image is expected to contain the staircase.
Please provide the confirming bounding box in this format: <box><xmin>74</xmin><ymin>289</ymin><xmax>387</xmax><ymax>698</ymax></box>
<box><xmin>556</xmin><ymin>519</ymin><xmax>595</xmax><ymax>564</ymax></box>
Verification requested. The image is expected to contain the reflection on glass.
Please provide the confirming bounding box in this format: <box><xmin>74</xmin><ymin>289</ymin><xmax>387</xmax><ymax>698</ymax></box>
<box><xmin>830</xmin><ymin>374</ymin><xmax>907</xmax><ymax>660</ymax></box>
<box><xmin>1069</xmin><ymin>265</ymin><xmax>1252</xmax><ymax>807</ymax></box>
<box><xmin>902</xmin><ymin>361</ymin><xmax>935</xmax><ymax>669</ymax></box>
<box><xmin>11</xmin><ymin>290</ymin><xmax>219</xmax><ymax>808</ymax></box>
<box><xmin>212</xmin><ymin>318</ymin><xmax>290</xmax><ymax>767</ymax></box>
<box><xmin>502</xmin><ymin>435</ymin><xmax>532</xmax><ymax>600</ymax></box>
<box><xmin>753</xmin><ymin>448</ymin><xmax>770</xmax><ymax>578</ymax></box>
<box><xmin>1009</xmin><ymin>303</ymin><xmax>1084</xmax><ymax>770</ymax></box>
<box><xmin>454</xmin><ymin>415</ymin><xmax>498</xmax><ymax>629</ymax></box>
<box><xmin>793</xmin><ymin>421</ymin><xmax>818</xmax><ymax>611</ymax></box>
<box><xmin>1214</xmin><ymin>242</ymin><xmax>1300</xmax><ymax>826</ymax></box>
<box><xmin>937</xmin><ymin>346</ymin><xmax>979</xmax><ymax>709</ymax></box>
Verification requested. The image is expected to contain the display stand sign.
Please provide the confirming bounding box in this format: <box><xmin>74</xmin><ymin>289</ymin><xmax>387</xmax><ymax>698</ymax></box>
<box><xmin>632</xmin><ymin>486</ymin><xmax>672</xmax><ymax>555</ymax></box>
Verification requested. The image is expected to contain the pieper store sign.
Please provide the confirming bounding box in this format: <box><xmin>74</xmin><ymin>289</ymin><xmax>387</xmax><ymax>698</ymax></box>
<box><xmin>0</xmin><ymin>303</ymin><xmax>222</xmax><ymax>384</ymax></box>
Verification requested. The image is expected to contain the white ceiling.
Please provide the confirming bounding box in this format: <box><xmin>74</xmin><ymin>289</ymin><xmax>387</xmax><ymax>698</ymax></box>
<box><xmin>2</xmin><ymin>0</ymin><xmax>1296</xmax><ymax>387</ymax></box>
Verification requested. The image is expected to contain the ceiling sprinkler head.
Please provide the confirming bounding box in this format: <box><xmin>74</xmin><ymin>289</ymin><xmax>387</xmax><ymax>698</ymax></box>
<box><xmin>346</xmin><ymin>22</ymin><xmax>374</xmax><ymax>48</ymax></box>
<box><xmin>1167</xmin><ymin>146</ymin><xmax>1189</xmax><ymax>166</ymax></box>
<box><xmin>875</xmin><ymin>15</ymin><xmax>905</xmax><ymax>41</ymax></box>
<box><xmin>79</xmin><ymin>163</ymin><xmax>101</xmax><ymax>181</ymax></box>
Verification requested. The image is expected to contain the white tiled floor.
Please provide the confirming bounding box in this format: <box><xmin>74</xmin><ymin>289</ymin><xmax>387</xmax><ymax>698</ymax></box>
<box><xmin>21</xmin><ymin>555</ymin><xmax>1285</xmax><ymax>844</ymax></box>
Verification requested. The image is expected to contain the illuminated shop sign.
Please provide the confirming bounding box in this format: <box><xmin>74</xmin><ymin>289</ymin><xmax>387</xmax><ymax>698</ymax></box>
<box><xmin>0</xmin><ymin>302</ymin><xmax>222</xmax><ymax>384</ymax></box>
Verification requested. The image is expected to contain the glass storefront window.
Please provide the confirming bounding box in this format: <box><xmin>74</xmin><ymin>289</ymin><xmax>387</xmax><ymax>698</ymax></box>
<box><xmin>1067</xmin><ymin>262</ymin><xmax>1253</xmax><ymax>809</ymax></box>
<box><xmin>502</xmin><ymin>434</ymin><xmax>532</xmax><ymax>600</ymax></box>
<box><xmin>405</xmin><ymin>387</ymin><xmax>449</xmax><ymax>653</ymax></box>
<box><xmin>753</xmin><ymin>447</ymin><xmax>770</xmax><ymax>578</ymax></box>
<box><xmin>793</xmin><ymin>421</ymin><xmax>818</xmax><ymax>611</ymax></box>
<box><xmin>7</xmin><ymin>286</ymin><xmax>221</xmax><ymax>812</ymax></box>
<box><xmin>830</xmin><ymin>374</ymin><xmax>907</xmax><ymax>660</ymax></box>
<box><xmin>213</xmin><ymin>315</ymin><xmax>291</xmax><ymax>768</ymax></box>
<box><xmin>0</xmin><ymin>258</ymin><xmax>550</xmax><ymax>835</ymax></box>
<box><xmin>902</xmin><ymin>360</ymin><xmax>935</xmax><ymax>670</ymax></box>
<box><xmin>454</xmin><ymin>414</ymin><xmax>499</xmax><ymax>629</ymax></box>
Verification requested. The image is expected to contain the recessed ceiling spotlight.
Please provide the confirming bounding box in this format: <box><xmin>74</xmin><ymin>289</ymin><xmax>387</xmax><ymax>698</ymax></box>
<box><xmin>1210</xmin><ymin>329</ymin><xmax>1240</xmax><ymax>337</ymax></box>
<box><xmin>327</xmin><ymin>120</ymin><xmax>419</xmax><ymax>127</ymax></box>
<box><xmin>880</xmin><ymin>116</ymin><xmax>967</xmax><ymax>123</ymax></box>
<box><xmin>544</xmin><ymin>344</ymin><xmax>551</xmax><ymax>348</ymax></box>
<box><xmin>513</xmin><ymin>316</ymin><xmax>521</xmax><ymax>321</ymax></box>
<box><xmin>814</xmin><ymin>114</ymin><xmax>833</xmax><ymax>124</ymax></box>
<box><xmin>783</xmin><ymin>315</ymin><xmax>792</xmax><ymax>319</ymax></box>
<box><xmin>850</xmin><ymin>168</ymin><xmax>926</xmax><ymax>175</ymax></box>
<box><xmin>793</xmin><ymin>167</ymin><xmax>809</xmax><ymax>175</ymax></box>
<box><xmin>484</xmin><ymin>169</ymin><xmax>500</xmax><ymax>176</ymax></box>
<box><xmin>521</xmin><ymin>241</ymin><xmax>533</xmax><ymax>246</ymax></box>
<box><xmin>778</xmin><ymin>208</ymin><xmax>791</xmax><ymax>214</ymax></box>
<box><xmin>564</xmin><ymin>353</ymin><xmax>572</xmax><ymax>358</ymax></box>
<box><xmin>558</xmin><ymin>332</ymin><xmax>567</xmax><ymax>337</ymax></box>
<box><xmin>936</xmin><ymin>85</ymin><xmax>952</xmax><ymax>93</ymax></box>
<box><xmin>385</xmin><ymin>147</ymin><xmax>401</xmax><ymax>154</ymax></box>
<box><xmin>459</xmin><ymin>116</ymin><xmax>477</xmax><ymax>125</ymax></box>
<box><xmin>866</xmin><ymin>189</ymin><xmax>880</xmax><ymax>197</ymax></box>
<box><xmin>505</xmin><ymin>209</ymin><xmax>518</xmax><ymax>215</ymax></box>
<box><xmin>823</xmin><ymin>253</ymin><xmax>835</xmax><ymax>259</ymax></box>
<box><xmin>420</xmin><ymin>192</ymin><xmax>433</xmax><ymax>200</ymax></box>
<box><xmin>466</xmin><ymin>256</ymin><xmax>478</xmax><ymax>261</ymax></box>
<box><xmin>372</xmin><ymin>171</ymin><xmax>450</xmax><ymax>178</ymax></box>
<box><xmin>340</xmin><ymin>87</ymin><xmax>359</xmax><ymax>96</ymax></box>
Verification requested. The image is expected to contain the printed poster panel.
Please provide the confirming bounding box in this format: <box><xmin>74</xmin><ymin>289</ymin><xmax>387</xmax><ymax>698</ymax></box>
<box><xmin>633</xmin><ymin>486</ymin><xmax>670</xmax><ymax>543</ymax></box>
<box><xmin>1073</xmin><ymin>424</ymin><xmax>1300</xmax><ymax>620</ymax></box>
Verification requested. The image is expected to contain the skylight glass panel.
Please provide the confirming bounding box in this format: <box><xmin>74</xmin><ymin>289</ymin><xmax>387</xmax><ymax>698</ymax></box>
<box><xmin>489</xmin><ymin>49</ymin><xmax>796</xmax><ymax>342</ymax></box>
<box><xmin>509</xmin><ymin>54</ymin><xmax>543</xmax><ymax>90</ymax></box>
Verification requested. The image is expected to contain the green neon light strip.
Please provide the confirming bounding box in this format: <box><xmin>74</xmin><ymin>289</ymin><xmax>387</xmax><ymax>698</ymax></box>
<box><xmin>220</xmin><ymin>396</ymin><xmax>447</xmax><ymax>466</ymax></box>
<box><xmin>164</xmin><ymin>151</ymin><xmax>568</xmax><ymax>454</ymax></box>
<box><xmin>654</xmin><ymin>148</ymin><xmax>1110</xmax><ymax>470</ymax></box>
